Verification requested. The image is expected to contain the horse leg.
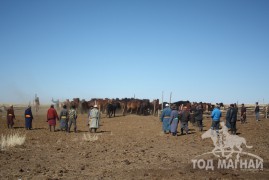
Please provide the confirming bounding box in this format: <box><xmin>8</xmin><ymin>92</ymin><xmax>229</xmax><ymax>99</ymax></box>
<box><xmin>122</xmin><ymin>107</ymin><xmax>125</xmax><ymax>116</ymax></box>
<box><xmin>109</xmin><ymin>110</ymin><xmax>111</xmax><ymax>118</ymax></box>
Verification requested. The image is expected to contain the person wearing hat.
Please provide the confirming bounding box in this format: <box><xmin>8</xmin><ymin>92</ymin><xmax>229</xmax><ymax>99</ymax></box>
<box><xmin>240</xmin><ymin>104</ymin><xmax>247</xmax><ymax>123</ymax></box>
<box><xmin>47</xmin><ymin>104</ymin><xmax>59</xmax><ymax>132</ymax></box>
<box><xmin>7</xmin><ymin>105</ymin><xmax>15</xmax><ymax>129</ymax></box>
<box><xmin>160</xmin><ymin>104</ymin><xmax>172</xmax><ymax>134</ymax></box>
<box><xmin>169</xmin><ymin>104</ymin><xmax>179</xmax><ymax>136</ymax></box>
<box><xmin>88</xmin><ymin>104</ymin><xmax>100</xmax><ymax>133</ymax></box>
<box><xmin>59</xmin><ymin>104</ymin><xmax>69</xmax><ymax>131</ymax></box>
<box><xmin>25</xmin><ymin>105</ymin><xmax>33</xmax><ymax>130</ymax></box>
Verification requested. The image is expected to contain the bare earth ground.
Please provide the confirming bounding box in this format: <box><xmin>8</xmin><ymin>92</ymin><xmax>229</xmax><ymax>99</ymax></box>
<box><xmin>0</xmin><ymin>106</ymin><xmax>268</xmax><ymax>180</ymax></box>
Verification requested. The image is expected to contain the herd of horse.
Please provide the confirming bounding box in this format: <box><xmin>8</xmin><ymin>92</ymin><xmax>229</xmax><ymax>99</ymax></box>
<box><xmin>58</xmin><ymin>98</ymin><xmax>220</xmax><ymax>118</ymax></box>
<box><xmin>1</xmin><ymin>98</ymin><xmax>268</xmax><ymax>119</ymax></box>
<box><xmin>60</xmin><ymin>98</ymin><xmax>160</xmax><ymax>117</ymax></box>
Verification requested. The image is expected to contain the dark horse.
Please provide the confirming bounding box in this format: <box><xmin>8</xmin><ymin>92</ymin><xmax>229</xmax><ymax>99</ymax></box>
<box><xmin>106</xmin><ymin>102</ymin><xmax>118</xmax><ymax>118</ymax></box>
<box><xmin>139</xmin><ymin>99</ymin><xmax>150</xmax><ymax>115</ymax></box>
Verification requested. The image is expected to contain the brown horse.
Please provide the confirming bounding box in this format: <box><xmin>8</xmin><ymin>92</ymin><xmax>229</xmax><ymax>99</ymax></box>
<box><xmin>127</xmin><ymin>99</ymin><xmax>141</xmax><ymax>114</ymax></box>
<box><xmin>118</xmin><ymin>100</ymin><xmax>127</xmax><ymax>116</ymax></box>
<box><xmin>151</xmin><ymin>99</ymin><xmax>159</xmax><ymax>116</ymax></box>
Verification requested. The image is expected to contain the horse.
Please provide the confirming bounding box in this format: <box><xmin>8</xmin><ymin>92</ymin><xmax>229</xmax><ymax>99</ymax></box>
<box><xmin>151</xmin><ymin>99</ymin><xmax>159</xmax><ymax>116</ymax></box>
<box><xmin>106</xmin><ymin>102</ymin><xmax>117</xmax><ymax>118</ymax></box>
<box><xmin>127</xmin><ymin>100</ymin><xmax>141</xmax><ymax>114</ymax></box>
<box><xmin>139</xmin><ymin>99</ymin><xmax>150</xmax><ymax>116</ymax></box>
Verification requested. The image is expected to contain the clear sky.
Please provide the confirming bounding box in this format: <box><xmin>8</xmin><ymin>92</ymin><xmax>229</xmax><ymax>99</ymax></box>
<box><xmin>0</xmin><ymin>0</ymin><xmax>268</xmax><ymax>105</ymax></box>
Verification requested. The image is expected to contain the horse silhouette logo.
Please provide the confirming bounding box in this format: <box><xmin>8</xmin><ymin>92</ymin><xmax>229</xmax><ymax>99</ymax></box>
<box><xmin>197</xmin><ymin>122</ymin><xmax>262</xmax><ymax>161</ymax></box>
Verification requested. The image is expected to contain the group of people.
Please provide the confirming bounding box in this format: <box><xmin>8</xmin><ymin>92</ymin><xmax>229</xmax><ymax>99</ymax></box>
<box><xmin>160</xmin><ymin>102</ymin><xmax>264</xmax><ymax>137</ymax></box>
<box><xmin>4</xmin><ymin>102</ymin><xmax>266</xmax><ymax>135</ymax></box>
<box><xmin>4</xmin><ymin>104</ymin><xmax>101</xmax><ymax>133</ymax></box>
<box><xmin>207</xmin><ymin>102</ymin><xmax>263</xmax><ymax>135</ymax></box>
<box><xmin>5</xmin><ymin>105</ymin><xmax>34</xmax><ymax>130</ymax></box>
<box><xmin>47</xmin><ymin>104</ymin><xmax>101</xmax><ymax>133</ymax></box>
<box><xmin>160</xmin><ymin>103</ymin><xmax>204</xmax><ymax>136</ymax></box>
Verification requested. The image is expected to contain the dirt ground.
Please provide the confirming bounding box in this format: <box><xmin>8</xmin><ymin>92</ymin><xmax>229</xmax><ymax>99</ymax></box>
<box><xmin>0</xmin><ymin>106</ymin><xmax>268</xmax><ymax>180</ymax></box>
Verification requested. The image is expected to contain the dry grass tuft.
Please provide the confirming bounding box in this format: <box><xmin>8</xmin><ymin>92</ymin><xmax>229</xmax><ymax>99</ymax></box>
<box><xmin>1</xmin><ymin>133</ymin><xmax>26</xmax><ymax>150</ymax></box>
<box><xmin>83</xmin><ymin>133</ymin><xmax>98</xmax><ymax>142</ymax></box>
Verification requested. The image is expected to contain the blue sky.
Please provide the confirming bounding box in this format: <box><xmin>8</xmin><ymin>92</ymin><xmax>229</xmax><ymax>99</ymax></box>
<box><xmin>0</xmin><ymin>0</ymin><xmax>268</xmax><ymax>104</ymax></box>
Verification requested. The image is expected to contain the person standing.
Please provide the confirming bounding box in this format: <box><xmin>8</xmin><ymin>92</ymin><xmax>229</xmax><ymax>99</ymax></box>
<box><xmin>211</xmin><ymin>104</ymin><xmax>222</xmax><ymax>134</ymax></box>
<box><xmin>190</xmin><ymin>104</ymin><xmax>197</xmax><ymax>126</ymax></box>
<box><xmin>25</xmin><ymin>105</ymin><xmax>33</xmax><ymax>130</ymax></box>
<box><xmin>194</xmin><ymin>105</ymin><xmax>203</xmax><ymax>132</ymax></box>
<box><xmin>47</xmin><ymin>105</ymin><xmax>59</xmax><ymax>132</ymax></box>
<box><xmin>68</xmin><ymin>105</ymin><xmax>78</xmax><ymax>133</ymax></box>
<box><xmin>234</xmin><ymin>103</ymin><xmax>238</xmax><ymax>120</ymax></box>
<box><xmin>7</xmin><ymin>105</ymin><xmax>15</xmax><ymax>129</ymax></box>
<box><xmin>254</xmin><ymin>102</ymin><xmax>260</xmax><ymax>121</ymax></box>
<box><xmin>225</xmin><ymin>105</ymin><xmax>232</xmax><ymax>129</ymax></box>
<box><xmin>88</xmin><ymin>105</ymin><xmax>100</xmax><ymax>133</ymax></box>
<box><xmin>234</xmin><ymin>103</ymin><xmax>238</xmax><ymax>130</ymax></box>
<box><xmin>160</xmin><ymin>104</ymin><xmax>172</xmax><ymax>134</ymax></box>
<box><xmin>59</xmin><ymin>105</ymin><xmax>69</xmax><ymax>131</ymax></box>
<box><xmin>169</xmin><ymin>104</ymin><xmax>179</xmax><ymax>136</ymax></box>
<box><xmin>226</xmin><ymin>104</ymin><xmax>237</xmax><ymax>135</ymax></box>
<box><xmin>179</xmin><ymin>106</ymin><xmax>190</xmax><ymax>135</ymax></box>
<box><xmin>240</xmin><ymin>104</ymin><xmax>247</xmax><ymax>123</ymax></box>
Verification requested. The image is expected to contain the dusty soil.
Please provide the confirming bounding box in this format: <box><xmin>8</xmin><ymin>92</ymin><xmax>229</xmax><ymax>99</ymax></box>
<box><xmin>0</xmin><ymin>106</ymin><xmax>268</xmax><ymax>180</ymax></box>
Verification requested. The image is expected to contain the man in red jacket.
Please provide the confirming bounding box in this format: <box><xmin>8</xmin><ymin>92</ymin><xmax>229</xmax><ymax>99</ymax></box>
<box><xmin>47</xmin><ymin>105</ymin><xmax>59</xmax><ymax>132</ymax></box>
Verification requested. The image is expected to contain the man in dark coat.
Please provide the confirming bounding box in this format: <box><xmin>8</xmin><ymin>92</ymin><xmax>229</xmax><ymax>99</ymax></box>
<box><xmin>226</xmin><ymin>104</ymin><xmax>237</xmax><ymax>135</ymax></box>
<box><xmin>194</xmin><ymin>105</ymin><xmax>203</xmax><ymax>131</ymax></box>
<box><xmin>179</xmin><ymin>106</ymin><xmax>190</xmax><ymax>135</ymax></box>
<box><xmin>240</xmin><ymin>104</ymin><xmax>247</xmax><ymax>123</ymax></box>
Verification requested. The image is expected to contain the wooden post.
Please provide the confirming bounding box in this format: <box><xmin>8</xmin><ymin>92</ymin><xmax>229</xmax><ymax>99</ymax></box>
<box><xmin>169</xmin><ymin>92</ymin><xmax>172</xmax><ymax>107</ymax></box>
<box><xmin>161</xmin><ymin>91</ymin><xmax>164</xmax><ymax>110</ymax></box>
